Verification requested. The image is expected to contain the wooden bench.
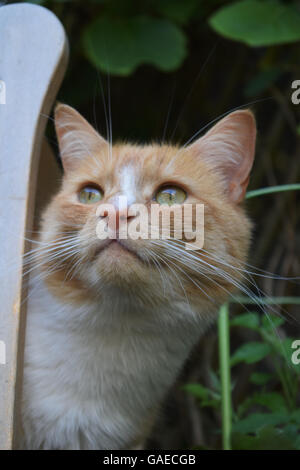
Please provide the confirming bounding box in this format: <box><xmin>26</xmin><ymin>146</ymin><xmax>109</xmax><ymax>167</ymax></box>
<box><xmin>0</xmin><ymin>3</ymin><xmax>68</xmax><ymax>449</ymax></box>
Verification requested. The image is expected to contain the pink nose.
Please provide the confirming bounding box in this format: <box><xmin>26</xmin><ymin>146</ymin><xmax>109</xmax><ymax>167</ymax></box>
<box><xmin>107</xmin><ymin>208</ymin><xmax>135</xmax><ymax>232</ymax></box>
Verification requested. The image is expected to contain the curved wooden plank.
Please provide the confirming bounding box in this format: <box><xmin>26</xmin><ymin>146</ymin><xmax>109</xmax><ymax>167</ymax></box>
<box><xmin>0</xmin><ymin>3</ymin><xmax>68</xmax><ymax>449</ymax></box>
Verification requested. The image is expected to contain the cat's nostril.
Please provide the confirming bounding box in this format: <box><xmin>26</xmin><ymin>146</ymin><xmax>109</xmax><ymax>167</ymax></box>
<box><xmin>116</xmin><ymin>210</ymin><xmax>129</xmax><ymax>220</ymax></box>
<box><xmin>116</xmin><ymin>211</ymin><xmax>135</xmax><ymax>229</ymax></box>
<box><xmin>107</xmin><ymin>209</ymin><xmax>135</xmax><ymax>231</ymax></box>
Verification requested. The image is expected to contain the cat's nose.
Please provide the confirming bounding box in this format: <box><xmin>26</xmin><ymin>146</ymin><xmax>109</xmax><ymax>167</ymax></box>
<box><xmin>107</xmin><ymin>208</ymin><xmax>135</xmax><ymax>232</ymax></box>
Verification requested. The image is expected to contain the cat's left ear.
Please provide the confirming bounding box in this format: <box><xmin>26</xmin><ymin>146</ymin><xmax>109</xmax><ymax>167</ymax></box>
<box><xmin>188</xmin><ymin>110</ymin><xmax>256</xmax><ymax>203</ymax></box>
<box><xmin>54</xmin><ymin>103</ymin><xmax>107</xmax><ymax>172</ymax></box>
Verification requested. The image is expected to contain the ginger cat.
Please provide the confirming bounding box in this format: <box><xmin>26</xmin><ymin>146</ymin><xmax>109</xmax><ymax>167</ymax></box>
<box><xmin>21</xmin><ymin>104</ymin><xmax>256</xmax><ymax>449</ymax></box>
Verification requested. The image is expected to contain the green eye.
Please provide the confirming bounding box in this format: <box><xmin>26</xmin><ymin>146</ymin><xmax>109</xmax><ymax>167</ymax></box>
<box><xmin>155</xmin><ymin>185</ymin><xmax>186</xmax><ymax>206</ymax></box>
<box><xmin>78</xmin><ymin>186</ymin><xmax>103</xmax><ymax>204</ymax></box>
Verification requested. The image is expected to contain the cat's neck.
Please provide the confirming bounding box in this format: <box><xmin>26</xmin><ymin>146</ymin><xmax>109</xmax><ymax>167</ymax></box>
<box><xmin>28</xmin><ymin>273</ymin><xmax>207</xmax><ymax>338</ymax></box>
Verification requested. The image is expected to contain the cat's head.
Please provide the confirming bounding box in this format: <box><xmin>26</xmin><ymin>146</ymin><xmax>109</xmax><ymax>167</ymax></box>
<box><xmin>38</xmin><ymin>104</ymin><xmax>256</xmax><ymax>309</ymax></box>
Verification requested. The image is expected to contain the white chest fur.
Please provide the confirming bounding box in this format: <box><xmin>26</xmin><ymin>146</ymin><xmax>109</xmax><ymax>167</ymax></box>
<box><xmin>21</xmin><ymin>279</ymin><xmax>208</xmax><ymax>449</ymax></box>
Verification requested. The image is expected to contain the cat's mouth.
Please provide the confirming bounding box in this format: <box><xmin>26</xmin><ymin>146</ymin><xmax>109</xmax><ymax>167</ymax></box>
<box><xmin>94</xmin><ymin>239</ymin><xmax>144</xmax><ymax>263</ymax></box>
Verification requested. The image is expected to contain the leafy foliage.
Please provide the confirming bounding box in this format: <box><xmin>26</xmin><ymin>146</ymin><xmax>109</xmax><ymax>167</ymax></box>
<box><xmin>232</xmin><ymin>425</ymin><xmax>300</xmax><ymax>450</ymax></box>
<box><xmin>209</xmin><ymin>1</ymin><xmax>300</xmax><ymax>47</ymax></box>
<box><xmin>185</xmin><ymin>310</ymin><xmax>300</xmax><ymax>449</ymax></box>
<box><xmin>230</xmin><ymin>342</ymin><xmax>271</xmax><ymax>366</ymax></box>
<box><xmin>83</xmin><ymin>16</ymin><xmax>186</xmax><ymax>75</ymax></box>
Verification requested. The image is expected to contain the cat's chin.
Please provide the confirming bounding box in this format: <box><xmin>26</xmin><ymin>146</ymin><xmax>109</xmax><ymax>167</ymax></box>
<box><xmin>89</xmin><ymin>239</ymin><xmax>152</xmax><ymax>287</ymax></box>
<box><xmin>95</xmin><ymin>239</ymin><xmax>144</xmax><ymax>263</ymax></box>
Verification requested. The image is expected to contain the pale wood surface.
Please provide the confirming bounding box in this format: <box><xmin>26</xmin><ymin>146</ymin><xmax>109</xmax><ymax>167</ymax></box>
<box><xmin>0</xmin><ymin>3</ymin><xmax>68</xmax><ymax>449</ymax></box>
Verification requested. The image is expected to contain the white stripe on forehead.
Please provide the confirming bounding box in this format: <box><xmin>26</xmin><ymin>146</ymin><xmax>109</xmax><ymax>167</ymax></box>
<box><xmin>119</xmin><ymin>164</ymin><xmax>137</xmax><ymax>206</ymax></box>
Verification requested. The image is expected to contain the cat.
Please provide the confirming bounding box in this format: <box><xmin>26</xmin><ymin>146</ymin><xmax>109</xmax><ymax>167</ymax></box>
<box><xmin>21</xmin><ymin>104</ymin><xmax>256</xmax><ymax>449</ymax></box>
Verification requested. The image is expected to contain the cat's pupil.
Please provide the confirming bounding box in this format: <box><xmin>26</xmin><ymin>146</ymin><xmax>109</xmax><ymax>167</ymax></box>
<box><xmin>162</xmin><ymin>190</ymin><xmax>175</xmax><ymax>203</ymax></box>
<box><xmin>79</xmin><ymin>186</ymin><xmax>103</xmax><ymax>204</ymax></box>
<box><xmin>155</xmin><ymin>186</ymin><xmax>186</xmax><ymax>205</ymax></box>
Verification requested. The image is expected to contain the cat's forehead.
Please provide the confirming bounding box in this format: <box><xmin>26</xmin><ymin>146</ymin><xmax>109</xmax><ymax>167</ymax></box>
<box><xmin>112</xmin><ymin>143</ymin><xmax>175</xmax><ymax>168</ymax></box>
<box><xmin>109</xmin><ymin>145</ymin><xmax>172</xmax><ymax>201</ymax></box>
<box><xmin>97</xmin><ymin>143</ymin><xmax>182</xmax><ymax>181</ymax></box>
<box><xmin>70</xmin><ymin>142</ymin><xmax>206</xmax><ymax>198</ymax></box>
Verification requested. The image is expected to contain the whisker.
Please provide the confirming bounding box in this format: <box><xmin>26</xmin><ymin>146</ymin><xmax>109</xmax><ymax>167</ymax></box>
<box><xmin>155</xmin><ymin>238</ymin><xmax>299</xmax><ymax>328</ymax></box>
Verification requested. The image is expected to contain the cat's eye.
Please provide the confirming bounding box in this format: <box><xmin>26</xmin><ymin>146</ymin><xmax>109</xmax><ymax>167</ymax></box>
<box><xmin>155</xmin><ymin>185</ymin><xmax>187</xmax><ymax>206</ymax></box>
<box><xmin>78</xmin><ymin>186</ymin><xmax>103</xmax><ymax>204</ymax></box>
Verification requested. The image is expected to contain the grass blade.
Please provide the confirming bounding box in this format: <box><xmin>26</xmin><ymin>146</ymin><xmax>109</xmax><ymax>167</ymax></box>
<box><xmin>246</xmin><ymin>184</ymin><xmax>300</xmax><ymax>199</ymax></box>
<box><xmin>218</xmin><ymin>303</ymin><xmax>232</xmax><ymax>450</ymax></box>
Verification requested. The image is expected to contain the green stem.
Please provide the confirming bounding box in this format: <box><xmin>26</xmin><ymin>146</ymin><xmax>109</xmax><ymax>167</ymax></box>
<box><xmin>231</xmin><ymin>296</ymin><xmax>300</xmax><ymax>305</ymax></box>
<box><xmin>218</xmin><ymin>303</ymin><xmax>232</xmax><ymax>450</ymax></box>
<box><xmin>274</xmin><ymin>363</ymin><xmax>294</xmax><ymax>410</ymax></box>
<box><xmin>246</xmin><ymin>184</ymin><xmax>300</xmax><ymax>200</ymax></box>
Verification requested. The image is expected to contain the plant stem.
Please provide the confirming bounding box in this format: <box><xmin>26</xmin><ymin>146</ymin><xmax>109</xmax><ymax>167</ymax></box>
<box><xmin>246</xmin><ymin>184</ymin><xmax>300</xmax><ymax>199</ymax></box>
<box><xmin>218</xmin><ymin>303</ymin><xmax>232</xmax><ymax>450</ymax></box>
<box><xmin>231</xmin><ymin>296</ymin><xmax>300</xmax><ymax>305</ymax></box>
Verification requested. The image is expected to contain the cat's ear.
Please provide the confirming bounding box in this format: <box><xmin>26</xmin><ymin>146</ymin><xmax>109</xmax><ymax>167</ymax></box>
<box><xmin>54</xmin><ymin>103</ymin><xmax>107</xmax><ymax>172</ymax></box>
<box><xmin>189</xmin><ymin>110</ymin><xmax>256</xmax><ymax>203</ymax></box>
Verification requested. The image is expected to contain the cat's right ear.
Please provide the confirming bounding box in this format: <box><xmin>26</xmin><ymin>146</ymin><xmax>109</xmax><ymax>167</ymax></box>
<box><xmin>54</xmin><ymin>103</ymin><xmax>107</xmax><ymax>172</ymax></box>
<box><xmin>188</xmin><ymin>110</ymin><xmax>256</xmax><ymax>203</ymax></box>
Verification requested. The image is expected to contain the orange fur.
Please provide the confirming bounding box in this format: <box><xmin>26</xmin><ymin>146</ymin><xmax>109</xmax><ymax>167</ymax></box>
<box><xmin>38</xmin><ymin>105</ymin><xmax>255</xmax><ymax>314</ymax></box>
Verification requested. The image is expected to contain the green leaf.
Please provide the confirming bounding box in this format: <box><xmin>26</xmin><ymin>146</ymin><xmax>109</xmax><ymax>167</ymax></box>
<box><xmin>244</xmin><ymin>68</ymin><xmax>282</xmax><ymax>98</ymax></box>
<box><xmin>209</xmin><ymin>1</ymin><xmax>300</xmax><ymax>47</ymax></box>
<box><xmin>183</xmin><ymin>383</ymin><xmax>210</xmax><ymax>400</ymax></box>
<box><xmin>250</xmin><ymin>372</ymin><xmax>272</xmax><ymax>386</ymax></box>
<box><xmin>83</xmin><ymin>15</ymin><xmax>187</xmax><ymax>75</ymax></box>
<box><xmin>230</xmin><ymin>312</ymin><xmax>260</xmax><ymax>330</ymax></box>
<box><xmin>232</xmin><ymin>412</ymin><xmax>290</xmax><ymax>434</ymax></box>
<box><xmin>251</xmin><ymin>392</ymin><xmax>287</xmax><ymax>413</ymax></box>
<box><xmin>291</xmin><ymin>410</ymin><xmax>300</xmax><ymax>424</ymax></box>
<box><xmin>154</xmin><ymin>0</ymin><xmax>199</xmax><ymax>24</ymax></box>
<box><xmin>261</xmin><ymin>314</ymin><xmax>285</xmax><ymax>330</ymax></box>
<box><xmin>230</xmin><ymin>342</ymin><xmax>271</xmax><ymax>366</ymax></box>
<box><xmin>236</xmin><ymin>391</ymin><xmax>286</xmax><ymax>418</ymax></box>
<box><xmin>183</xmin><ymin>383</ymin><xmax>220</xmax><ymax>409</ymax></box>
<box><xmin>232</xmin><ymin>425</ymin><xmax>299</xmax><ymax>450</ymax></box>
<box><xmin>282</xmin><ymin>424</ymin><xmax>300</xmax><ymax>450</ymax></box>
